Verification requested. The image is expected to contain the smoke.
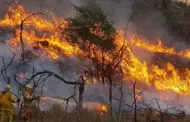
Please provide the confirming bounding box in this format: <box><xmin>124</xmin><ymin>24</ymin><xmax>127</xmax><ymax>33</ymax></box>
<box><xmin>174</xmin><ymin>0</ymin><xmax>190</xmax><ymax>5</ymax></box>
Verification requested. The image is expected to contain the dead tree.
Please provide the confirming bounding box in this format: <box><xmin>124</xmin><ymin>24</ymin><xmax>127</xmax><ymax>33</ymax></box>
<box><xmin>6</xmin><ymin>1</ymin><xmax>44</xmax><ymax>61</ymax></box>
<box><xmin>87</xmin><ymin>41</ymin><xmax>127</xmax><ymax>120</ymax></box>
<box><xmin>115</xmin><ymin>81</ymin><xmax>147</xmax><ymax>122</ymax></box>
<box><xmin>0</xmin><ymin>44</ymin><xmax>23</xmax><ymax>107</ymax></box>
<box><xmin>0</xmin><ymin>54</ymin><xmax>15</xmax><ymax>84</ymax></box>
<box><xmin>114</xmin><ymin>90</ymin><xmax>148</xmax><ymax>122</ymax></box>
<box><xmin>27</xmin><ymin>70</ymin><xmax>82</xmax><ymax>104</ymax></box>
<box><xmin>155</xmin><ymin>98</ymin><xmax>164</xmax><ymax>122</ymax></box>
<box><xmin>57</xmin><ymin>60</ymin><xmax>85</xmax><ymax>110</ymax></box>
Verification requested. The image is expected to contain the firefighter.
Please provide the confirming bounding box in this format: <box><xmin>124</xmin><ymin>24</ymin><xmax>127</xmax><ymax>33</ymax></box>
<box><xmin>20</xmin><ymin>84</ymin><xmax>40</xmax><ymax>122</ymax></box>
<box><xmin>0</xmin><ymin>84</ymin><xmax>18</xmax><ymax>122</ymax></box>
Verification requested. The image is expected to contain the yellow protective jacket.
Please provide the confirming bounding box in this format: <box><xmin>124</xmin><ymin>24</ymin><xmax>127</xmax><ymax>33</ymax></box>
<box><xmin>0</xmin><ymin>91</ymin><xmax>16</xmax><ymax>114</ymax></box>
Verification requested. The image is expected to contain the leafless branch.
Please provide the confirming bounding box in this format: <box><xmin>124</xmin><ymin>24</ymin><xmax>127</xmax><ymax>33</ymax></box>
<box><xmin>6</xmin><ymin>2</ymin><xmax>46</xmax><ymax>62</ymax></box>
<box><xmin>27</xmin><ymin>70</ymin><xmax>81</xmax><ymax>85</ymax></box>
<box><xmin>154</xmin><ymin>98</ymin><xmax>164</xmax><ymax>122</ymax></box>
<box><xmin>1</xmin><ymin>53</ymin><xmax>16</xmax><ymax>83</ymax></box>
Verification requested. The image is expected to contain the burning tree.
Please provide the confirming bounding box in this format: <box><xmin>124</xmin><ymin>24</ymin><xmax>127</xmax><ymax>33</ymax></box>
<box><xmin>63</xmin><ymin>5</ymin><xmax>128</xmax><ymax>119</ymax></box>
<box><xmin>64</xmin><ymin>5</ymin><xmax>116</xmax><ymax>54</ymax></box>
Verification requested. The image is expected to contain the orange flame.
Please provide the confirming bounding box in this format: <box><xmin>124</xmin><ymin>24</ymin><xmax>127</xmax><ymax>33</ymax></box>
<box><xmin>19</xmin><ymin>73</ymin><xmax>25</xmax><ymax>79</ymax></box>
<box><xmin>41</xmin><ymin>96</ymin><xmax>48</xmax><ymax>100</ymax></box>
<box><xmin>1</xmin><ymin>5</ymin><xmax>190</xmax><ymax>96</ymax></box>
<box><xmin>96</xmin><ymin>104</ymin><xmax>108</xmax><ymax>115</ymax></box>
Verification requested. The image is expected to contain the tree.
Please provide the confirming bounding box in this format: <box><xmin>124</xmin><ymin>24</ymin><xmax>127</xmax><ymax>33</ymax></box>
<box><xmin>114</xmin><ymin>80</ymin><xmax>147</xmax><ymax>122</ymax></box>
<box><xmin>64</xmin><ymin>5</ymin><xmax>116</xmax><ymax>57</ymax></box>
<box><xmin>63</xmin><ymin>6</ymin><xmax>132</xmax><ymax>119</ymax></box>
<box><xmin>63</xmin><ymin>6</ymin><xmax>118</xmax><ymax>115</ymax></box>
<box><xmin>4</xmin><ymin>0</ymin><xmax>44</xmax><ymax>62</ymax></box>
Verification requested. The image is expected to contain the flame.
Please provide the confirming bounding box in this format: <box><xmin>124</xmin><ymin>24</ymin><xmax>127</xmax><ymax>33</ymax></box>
<box><xmin>19</xmin><ymin>73</ymin><xmax>25</xmax><ymax>79</ymax></box>
<box><xmin>131</xmin><ymin>38</ymin><xmax>190</xmax><ymax>59</ymax></box>
<box><xmin>1</xmin><ymin>5</ymin><xmax>190</xmax><ymax>97</ymax></box>
<box><xmin>100</xmin><ymin>105</ymin><xmax>108</xmax><ymax>113</ymax></box>
<box><xmin>0</xmin><ymin>5</ymin><xmax>79</xmax><ymax>59</ymax></box>
<box><xmin>96</xmin><ymin>104</ymin><xmax>108</xmax><ymax>115</ymax></box>
<box><xmin>41</xmin><ymin>96</ymin><xmax>48</xmax><ymax>100</ymax></box>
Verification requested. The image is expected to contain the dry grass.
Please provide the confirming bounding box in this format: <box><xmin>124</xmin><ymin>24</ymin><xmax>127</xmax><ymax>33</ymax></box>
<box><xmin>12</xmin><ymin>103</ymin><xmax>190</xmax><ymax>122</ymax></box>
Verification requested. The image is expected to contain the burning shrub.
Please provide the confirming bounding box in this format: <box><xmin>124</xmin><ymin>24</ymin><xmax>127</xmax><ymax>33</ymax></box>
<box><xmin>64</xmin><ymin>5</ymin><xmax>116</xmax><ymax>51</ymax></box>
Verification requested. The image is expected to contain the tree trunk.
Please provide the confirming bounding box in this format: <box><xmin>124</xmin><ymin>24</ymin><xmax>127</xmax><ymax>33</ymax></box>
<box><xmin>20</xmin><ymin>21</ymin><xmax>24</xmax><ymax>60</ymax></box>
<box><xmin>108</xmin><ymin>76</ymin><xmax>113</xmax><ymax>120</ymax></box>
<box><xmin>101</xmin><ymin>51</ymin><xmax>105</xmax><ymax>84</ymax></box>
<box><xmin>133</xmin><ymin>82</ymin><xmax>137</xmax><ymax>122</ymax></box>
<box><xmin>155</xmin><ymin>99</ymin><xmax>164</xmax><ymax>122</ymax></box>
<box><xmin>118</xmin><ymin>81</ymin><xmax>123</xmax><ymax>122</ymax></box>
<box><xmin>134</xmin><ymin>102</ymin><xmax>137</xmax><ymax>122</ymax></box>
<box><xmin>79</xmin><ymin>77</ymin><xmax>85</xmax><ymax>110</ymax></box>
<box><xmin>79</xmin><ymin>84</ymin><xmax>84</xmax><ymax>110</ymax></box>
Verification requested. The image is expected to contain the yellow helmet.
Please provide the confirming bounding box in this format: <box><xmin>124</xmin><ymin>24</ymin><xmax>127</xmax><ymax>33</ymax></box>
<box><xmin>25</xmin><ymin>84</ymin><xmax>32</xmax><ymax>90</ymax></box>
<box><xmin>5</xmin><ymin>84</ymin><xmax>11</xmax><ymax>91</ymax></box>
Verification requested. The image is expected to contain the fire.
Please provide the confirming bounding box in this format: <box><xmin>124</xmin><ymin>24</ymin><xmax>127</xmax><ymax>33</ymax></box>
<box><xmin>1</xmin><ymin>4</ymin><xmax>190</xmax><ymax>97</ymax></box>
<box><xmin>19</xmin><ymin>73</ymin><xmax>25</xmax><ymax>79</ymax></box>
<box><xmin>41</xmin><ymin>96</ymin><xmax>48</xmax><ymax>100</ymax></box>
<box><xmin>131</xmin><ymin>38</ymin><xmax>190</xmax><ymax>59</ymax></box>
<box><xmin>100</xmin><ymin>105</ymin><xmax>108</xmax><ymax>114</ymax></box>
<box><xmin>96</xmin><ymin>104</ymin><xmax>108</xmax><ymax>115</ymax></box>
<box><xmin>0</xmin><ymin>5</ymin><xmax>79</xmax><ymax>59</ymax></box>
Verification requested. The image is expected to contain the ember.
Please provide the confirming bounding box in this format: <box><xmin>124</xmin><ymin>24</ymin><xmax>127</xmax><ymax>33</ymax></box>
<box><xmin>41</xmin><ymin>96</ymin><xmax>48</xmax><ymax>100</ymax></box>
<box><xmin>19</xmin><ymin>73</ymin><xmax>25</xmax><ymax>79</ymax></box>
<box><xmin>96</xmin><ymin>104</ymin><xmax>108</xmax><ymax>116</ymax></box>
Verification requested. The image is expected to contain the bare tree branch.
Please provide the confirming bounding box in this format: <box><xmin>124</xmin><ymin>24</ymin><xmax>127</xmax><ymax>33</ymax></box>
<box><xmin>27</xmin><ymin>71</ymin><xmax>81</xmax><ymax>85</ymax></box>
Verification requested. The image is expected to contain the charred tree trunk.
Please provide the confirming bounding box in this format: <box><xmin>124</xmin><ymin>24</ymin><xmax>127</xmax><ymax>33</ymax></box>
<box><xmin>118</xmin><ymin>80</ymin><xmax>123</xmax><ymax>122</ymax></box>
<box><xmin>132</xmin><ymin>82</ymin><xmax>137</xmax><ymax>122</ymax></box>
<box><xmin>108</xmin><ymin>75</ymin><xmax>113</xmax><ymax>120</ymax></box>
<box><xmin>20</xmin><ymin>20</ymin><xmax>24</xmax><ymax>60</ymax></box>
<box><xmin>79</xmin><ymin>77</ymin><xmax>85</xmax><ymax>110</ymax></box>
<box><xmin>101</xmin><ymin>51</ymin><xmax>105</xmax><ymax>84</ymax></box>
<box><xmin>155</xmin><ymin>98</ymin><xmax>164</xmax><ymax>122</ymax></box>
<box><xmin>79</xmin><ymin>84</ymin><xmax>84</xmax><ymax>109</ymax></box>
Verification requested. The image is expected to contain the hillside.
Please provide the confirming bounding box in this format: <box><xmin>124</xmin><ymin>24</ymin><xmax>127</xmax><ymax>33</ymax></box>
<box><xmin>134</xmin><ymin>0</ymin><xmax>190</xmax><ymax>43</ymax></box>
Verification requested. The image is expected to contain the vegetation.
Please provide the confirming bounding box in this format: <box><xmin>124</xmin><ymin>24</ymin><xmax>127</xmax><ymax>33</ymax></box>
<box><xmin>64</xmin><ymin>5</ymin><xmax>116</xmax><ymax>51</ymax></box>
<box><xmin>13</xmin><ymin>103</ymin><xmax>190</xmax><ymax>122</ymax></box>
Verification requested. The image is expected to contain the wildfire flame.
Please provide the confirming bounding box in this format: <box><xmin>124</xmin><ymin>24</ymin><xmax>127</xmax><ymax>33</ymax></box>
<box><xmin>96</xmin><ymin>103</ymin><xmax>108</xmax><ymax>115</ymax></box>
<box><xmin>19</xmin><ymin>73</ymin><xmax>25</xmax><ymax>79</ymax></box>
<box><xmin>1</xmin><ymin>5</ymin><xmax>190</xmax><ymax>96</ymax></box>
<box><xmin>41</xmin><ymin>96</ymin><xmax>48</xmax><ymax>100</ymax></box>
